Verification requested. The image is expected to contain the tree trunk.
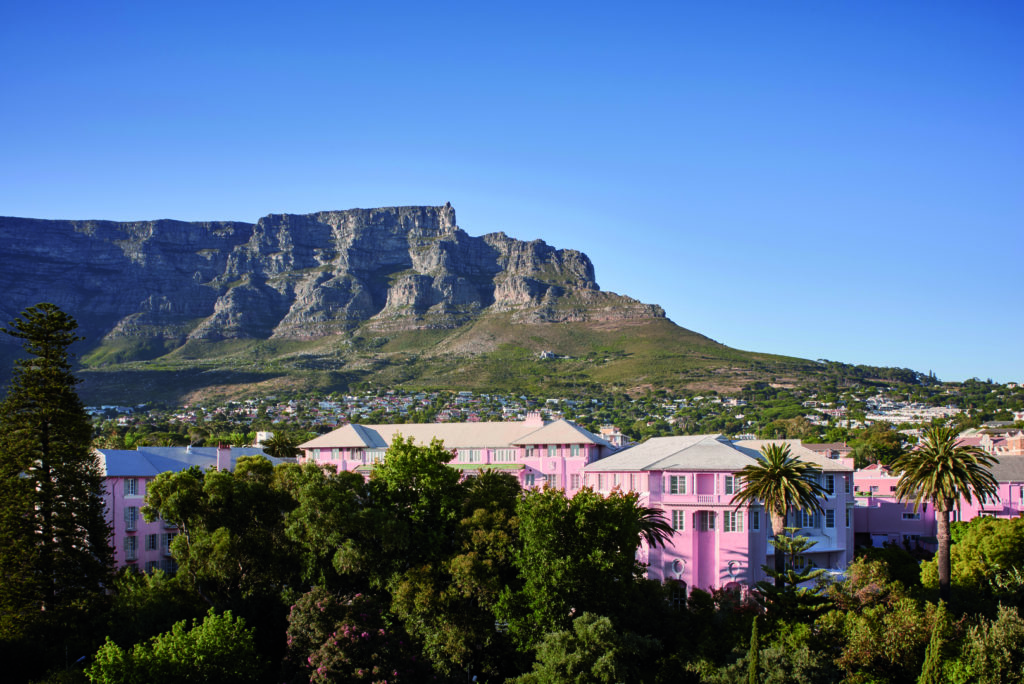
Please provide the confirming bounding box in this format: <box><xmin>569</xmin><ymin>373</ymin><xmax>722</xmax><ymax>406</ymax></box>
<box><xmin>936</xmin><ymin>503</ymin><xmax>951</xmax><ymax>603</ymax></box>
<box><xmin>771</xmin><ymin>512</ymin><xmax>786</xmax><ymax>587</ymax></box>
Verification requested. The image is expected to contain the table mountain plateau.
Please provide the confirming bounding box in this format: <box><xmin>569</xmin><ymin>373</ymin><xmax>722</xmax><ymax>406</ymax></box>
<box><xmin>0</xmin><ymin>204</ymin><xmax>815</xmax><ymax>402</ymax></box>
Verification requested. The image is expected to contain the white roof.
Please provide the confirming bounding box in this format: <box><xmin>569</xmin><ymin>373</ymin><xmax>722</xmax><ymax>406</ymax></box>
<box><xmin>584</xmin><ymin>434</ymin><xmax>756</xmax><ymax>472</ymax></box>
<box><xmin>300</xmin><ymin>419</ymin><xmax>611</xmax><ymax>451</ymax></box>
<box><xmin>731</xmin><ymin>439</ymin><xmax>853</xmax><ymax>472</ymax></box>
<box><xmin>99</xmin><ymin>446</ymin><xmax>279</xmax><ymax>477</ymax></box>
<box><xmin>584</xmin><ymin>436</ymin><xmax>853</xmax><ymax>473</ymax></box>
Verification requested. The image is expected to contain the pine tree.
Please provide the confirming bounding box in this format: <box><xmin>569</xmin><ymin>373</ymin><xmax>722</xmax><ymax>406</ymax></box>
<box><xmin>0</xmin><ymin>304</ymin><xmax>112</xmax><ymax>642</ymax></box>
<box><xmin>747</xmin><ymin>615</ymin><xmax>760</xmax><ymax>684</ymax></box>
<box><xmin>918</xmin><ymin>601</ymin><xmax>950</xmax><ymax>684</ymax></box>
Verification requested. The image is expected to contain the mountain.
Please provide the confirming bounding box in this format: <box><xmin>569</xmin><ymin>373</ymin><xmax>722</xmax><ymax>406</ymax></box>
<box><xmin>0</xmin><ymin>204</ymin><xmax>817</xmax><ymax>403</ymax></box>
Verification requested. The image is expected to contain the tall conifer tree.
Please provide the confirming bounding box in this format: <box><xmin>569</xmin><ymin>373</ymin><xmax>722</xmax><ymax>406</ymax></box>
<box><xmin>0</xmin><ymin>304</ymin><xmax>112</xmax><ymax>640</ymax></box>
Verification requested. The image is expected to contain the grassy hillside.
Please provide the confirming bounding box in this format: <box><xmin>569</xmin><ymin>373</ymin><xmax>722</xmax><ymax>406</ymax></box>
<box><xmin>66</xmin><ymin>314</ymin><xmax>828</xmax><ymax>405</ymax></box>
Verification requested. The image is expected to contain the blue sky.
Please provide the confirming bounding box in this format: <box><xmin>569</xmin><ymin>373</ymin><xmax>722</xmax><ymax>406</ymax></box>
<box><xmin>2</xmin><ymin>2</ymin><xmax>1021</xmax><ymax>382</ymax></box>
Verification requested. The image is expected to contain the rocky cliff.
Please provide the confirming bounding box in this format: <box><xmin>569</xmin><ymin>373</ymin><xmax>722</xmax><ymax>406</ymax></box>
<box><xmin>0</xmin><ymin>204</ymin><xmax>663</xmax><ymax>352</ymax></box>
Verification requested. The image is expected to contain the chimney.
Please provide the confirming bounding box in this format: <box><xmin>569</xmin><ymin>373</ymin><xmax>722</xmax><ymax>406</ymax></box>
<box><xmin>216</xmin><ymin>444</ymin><xmax>232</xmax><ymax>472</ymax></box>
<box><xmin>524</xmin><ymin>411</ymin><xmax>544</xmax><ymax>427</ymax></box>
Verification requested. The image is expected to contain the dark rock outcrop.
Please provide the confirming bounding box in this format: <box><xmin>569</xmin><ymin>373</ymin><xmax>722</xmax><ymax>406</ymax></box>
<box><xmin>0</xmin><ymin>204</ymin><xmax>663</xmax><ymax>350</ymax></box>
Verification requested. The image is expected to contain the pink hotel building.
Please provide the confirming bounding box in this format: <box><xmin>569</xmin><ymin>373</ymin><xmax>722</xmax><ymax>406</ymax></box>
<box><xmin>300</xmin><ymin>416</ymin><xmax>855</xmax><ymax>591</ymax></box>
<box><xmin>98</xmin><ymin>445</ymin><xmax>283</xmax><ymax>571</ymax></box>
<box><xmin>102</xmin><ymin>417</ymin><xmax>1021</xmax><ymax>591</ymax></box>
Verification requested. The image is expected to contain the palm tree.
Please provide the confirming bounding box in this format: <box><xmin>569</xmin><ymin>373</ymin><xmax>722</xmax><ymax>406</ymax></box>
<box><xmin>261</xmin><ymin>431</ymin><xmax>303</xmax><ymax>460</ymax></box>
<box><xmin>731</xmin><ymin>443</ymin><xmax>827</xmax><ymax>586</ymax></box>
<box><xmin>634</xmin><ymin>502</ymin><xmax>674</xmax><ymax>549</ymax></box>
<box><xmin>892</xmin><ymin>425</ymin><xmax>997</xmax><ymax>602</ymax></box>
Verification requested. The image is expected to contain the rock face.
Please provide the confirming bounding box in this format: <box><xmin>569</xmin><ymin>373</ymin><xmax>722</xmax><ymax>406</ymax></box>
<box><xmin>0</xmin><ymin>204</ymin><xmax>663</xmax><ymax>350</ymax></box>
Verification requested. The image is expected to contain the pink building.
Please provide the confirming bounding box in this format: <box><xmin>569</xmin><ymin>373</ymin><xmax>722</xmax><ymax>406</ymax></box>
<box><xmin>298</xmin><ymin>412</ymin><xmax>616</xmax><ymax>490</ymax></box>
<box><xmin>584</xmin><ymin>436</ymin><xmax>855</xmax><ymax>591</ymax></box>
<box><xmin>98</xmin><ymin>445</ymin><xmax>280</xmax><ymax>571</ymax></box>
<box><xmin>853</xmin><ymin>454</ymin><xmax>1024</xmax><ymax>550</ymax></box>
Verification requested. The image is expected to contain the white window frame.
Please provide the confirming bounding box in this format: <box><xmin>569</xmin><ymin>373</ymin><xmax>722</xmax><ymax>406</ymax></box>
<box><xmin>124</xmin><ymin>535</ymin><xmax>138</xmax><ymax>561</ymax></box>
<box><xmin>124</xmin><ymin>478</ymin><xmax>138</xmax><ymax>496</ymax></box>
<box><xmin>571</xmin><ymin>444</ymin><xmax>580</xmax><ymax>458</ymax></box>
<box><xmin>825</xmin><ymin>509</ymin><xmax>835</xmax><ymax>528</ymax></box>
<box><xmin>751</xmin><ymin>509</ymin><xmax>760</xmax><ymax>531</ymax></box>
<box><xmin>668</xmin><ymin>475</ymin><xmax>686</xmax><ymax>495</ymax></box>
<box><xmin>671</xmin><ymin>509</ymin><xmax>685</xmax><ymax>531</ymax></box>
<box><xmin>524</xmin><ymin>473</ymin><xmax>536</xmax><ymax>487</ymax></box>
<box><xmin>547</xmin><ymin>445</ymin><xmax>557</xmax><ymax>458</ymax></box>
<box><xmin>724</xmin><ymin>475</ymin><xmax>737</xmax><ymax>495</ymax></box>
<box><xmin>824</xmin><ymin>474</ymin><xmax>835</xmax><ymax>496</ymax></box>
<box><xmin>125</xmin><ymin>506</ymin><xmax>138</xmax><ymax>532</ymax></box>
<box><xmin>723</xmin><ymin>511</ymin><xmax>744</xmax><ymax>532</ymax></box>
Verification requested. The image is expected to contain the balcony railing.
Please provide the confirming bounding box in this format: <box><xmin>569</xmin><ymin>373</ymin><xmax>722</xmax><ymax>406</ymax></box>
<box><xmin>696</xmin><ymin>494</ymin><xmax>715</xmax><ymax>504</ymax></box>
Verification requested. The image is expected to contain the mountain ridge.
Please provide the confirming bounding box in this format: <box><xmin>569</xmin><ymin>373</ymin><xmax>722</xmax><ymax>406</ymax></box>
<box><xmin>5</xmin><ymin>204</ymin><xmax>898</xmax><ymax>405</ymax></box>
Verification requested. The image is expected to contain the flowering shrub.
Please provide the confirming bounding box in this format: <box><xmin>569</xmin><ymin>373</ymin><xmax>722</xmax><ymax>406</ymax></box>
<box><xmin>285</xmin><ymin>587</ymin><xmax>424</xmax><ymax>683</ymax></box>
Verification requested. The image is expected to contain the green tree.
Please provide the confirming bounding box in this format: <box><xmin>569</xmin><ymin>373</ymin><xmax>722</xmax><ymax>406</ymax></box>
<box><xmin>892</xmin><ymin>425</ymin><xmax>998</xmax><ymax>602</ymax></box>
<box><xmin>756</xmin><ymin>531</ymin><xmax>829</xmax><ymax>622</ymax></box>
<box><xmin>498</xmin><ymin>486</ymin><xmax>672</xmax><ymax>651</ymax></box>
<box><xmin>0</xmin><ymin>304</ymin><xmax>113</xmax><ymax>659</ymax></box>
<box><xmin>918</xmin><ymin>601</ymin><xmax>951</xmax><ymax>684</ymax></box>
<box><xmin>86</xmin><ymin>609</ymin><xmax>262</xmax><ymax>684</ymax></box>
<box><xmin>512</xmin><ymin>612</ymin><xmax>660</xmax><ymax>684</ymax></box>
<box><xmin>142</xmin><ymin>455</ymin><xmax>299</xmax><ymax>611</ymax></box>
<box><xmin>730</xmin><ymin>443</ymin><xmax>826</xmax><ymax>586</ymax></box>
<box><xmin>747</xmin><ymin>616</ymin><xmax>760</xmax><ymax>684</ymax></box>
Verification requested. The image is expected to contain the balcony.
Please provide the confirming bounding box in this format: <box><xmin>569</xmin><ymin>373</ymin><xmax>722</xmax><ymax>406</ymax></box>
<box><xmin>696</xmin><ymin>494</ymin><xmax>715</xmax><ymax>504</ymax></box>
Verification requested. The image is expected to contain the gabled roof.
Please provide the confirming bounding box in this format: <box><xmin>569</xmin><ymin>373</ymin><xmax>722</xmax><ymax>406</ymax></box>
<box><xmin>732</xmin><ymin>439</ymin><xmax>853</xmax><ymax>472</ymax></box>
<box><xmin>99</xmin><ymin>446</ymin><xmax>278</xmax><ymax>477</ymax></box>
<box><xmin>584</xmin><ymin>435</ymin><xmax>756</xmax><ymax>472</ymax></box>
<box><xmin>513</xmin><ymin>419</ymin><xmax>610</xmax><ymax>447</ymax></box>
<box><xmin>300</xmin><ymin>419</ymin><xmax>610</xmax><ymax>451</ymax></box>
<box><xmin>990</xmin><ymin>455</ymin><xmax>1024</xmax><ymax>483</ymax></box>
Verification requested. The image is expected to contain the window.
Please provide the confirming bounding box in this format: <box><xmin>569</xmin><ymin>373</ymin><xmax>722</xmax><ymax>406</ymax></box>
<box><xmin>724</xmin><ymin>475</ymin><xmax>737</xmax><ymax>495</ymax></box>
<box><xmin>366</xmin><ymin>449</ymin><xmax>385</xmax><ymax>464</ymax></box>
<box><xmin>524</xmin><ymin>473</ymin><xmax>536</xmax><ymax>487</ymax></box>
<box><xmin>525</xmin><ymin>447</ymin><xmax>535</xmax><ymax>458</ymax></box>
<box><xmin>902</xmin><ymin>512</ymin><xmax>921</xmax><ymax>520</ymax></box>
<box><xmin>549</xmin><ymin>474</ymin><xmax>560</xmax><ymax>489</ymax></box>
<box><xmin>461</xmin><ymin>449</ymin><xmax>480</xmax><ymax>463</ymax></box>
<box><xmin>846</xmin><ymin>508</ymin><xmax>851</xmax><ymax>528</ymax></box>
<box><xmin>671</xmin><ymin>510</ymin><xmax>685</xmax><ymax>531</ymax></box>
<box><xmin>124</xmin><ymin>536</ymin><xmax>138</xmax><ymax>561</ymax></box>
<box><xmin>797</xmin><ymin>510</ymin><xmax>816</xmax><ymax>528</ymax></box>
<box><xmin>161</xmin><ymin>533</ymin><xmax>176</xmax><ymax>556</ymax></box>
<box><xmin>723</xmin><ymin>511</ymin><xmax>744</xmax><ymax>532</ymax></box>
<box><xmin>697</xmin><ymin>511</ymin><xmax>715</xmax><ymax>531</ymax></box>
<box><xmin>668</xmin><ymin>475</ymin><xmax>686</xmax><ymax>494</ymax></box>
<box><xmin>844</xmin><ymin>476</ymin><xmax>851</xmax><ymax>494</ymax></box>
<box><xmin>125</xmin><ymin>506</ymin><xmax>138</xmax><ymax>532</ymax></box>
<box><xmin>571</xmin><ymin>444</ymin><xmax>580</xmax><ymax>458</ymax></box>
<box><xmin>146</xmin><ymin>534</ymin><xmax>158</xmax><ymax>551</ymax></box>
<box><xmin>824</xmin><ymin>474</ymin><xmax>835</xmax><ymax>495</ymax></box>
<box><xmin>613</xmin><ymin>473</ymin><xmax>621</xmax><ymax>487</ymax></box>
<box><xmin>825</xmin><ymin>509</ymin><xmax>836</xmax><ymax>528</ymax></box>
<box><xmin>869</xmin><ymin>485</ymin><xmax>879</xmax><ymax>493</ymax></box>
<box><xmin>598</xmin><ymin>474</ymin><xmax>606</xmax><ymax>490</ymax></box>
<box><xmin>547</xmin><ymin>445</ymin><xmax>557</xmax><ymax>458</ymax></box>
<box><xmin>494</xmin><ymin>449</ymin><xmax>516</xmax><ymax>462</ymax></box>
<box><xmin>628</xmin><ymin>473</ymin><xmax>636</xmax><ymax>491</ymax></box>
<box><xmin>331</xmin><ymin>448</ymin><xmax>340</xmax><ymax>460</ymax></box>
<box><xmin>570</xmin><ymin>474</ymin><xmax>581</xmax><ymax>490</ymax></box>
<box><xmin>750</xmin><ymin>510</ymin><xmax>760</xmax><ymax>531</ymax></box>
<box><xmin>124</xmin><ymin>478</ymin><xmax>138</xmax><ymax>496</ymax></box>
